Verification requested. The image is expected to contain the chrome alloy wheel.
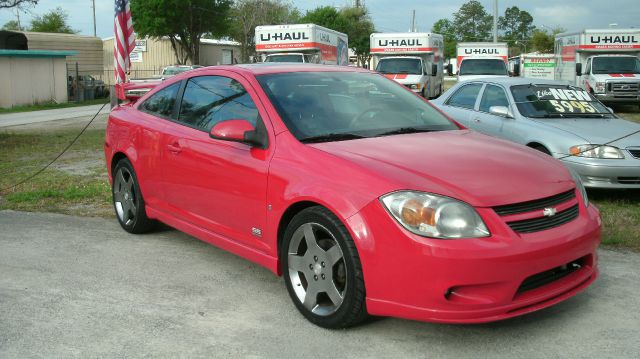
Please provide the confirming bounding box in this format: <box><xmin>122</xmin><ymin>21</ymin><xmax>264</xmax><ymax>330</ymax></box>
<box><xmin>113</xmin><ymin>167</ymin><xmax>137</xmax><ymax>226</ymax></box>
<box><xmin>287</xmin><ymin>222</ymin><xmax>347</xmax><ymax>316</ymax></box>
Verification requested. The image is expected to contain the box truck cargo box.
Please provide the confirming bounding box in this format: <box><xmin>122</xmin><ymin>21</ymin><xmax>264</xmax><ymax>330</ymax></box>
<box><xmin>456</xmin><ymin>42</ymin><xmax>508</xmax><ymax>81</ymax></box>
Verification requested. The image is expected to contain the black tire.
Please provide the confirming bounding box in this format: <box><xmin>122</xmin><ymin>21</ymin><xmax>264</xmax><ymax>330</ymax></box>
<box><xmin>282</xmin><ymin>206</ymin><xmax>367</xmax><ymax>328</ymax></box>
<box><xmin>531</xmin><ymin>144</ymin><xmax>552</xmax><ymax>156</ymax></box>
<box><xmin>112</xmin><ymin>158</ymin><xmax>155</xmax><ymax>234</ymax></box>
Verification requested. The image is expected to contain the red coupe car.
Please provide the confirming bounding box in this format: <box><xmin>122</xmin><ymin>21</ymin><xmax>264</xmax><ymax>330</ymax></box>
<box><xmin>105</xmin><ymin>64</ymin><xmax>601</xmax><ymax>328</ymax></box>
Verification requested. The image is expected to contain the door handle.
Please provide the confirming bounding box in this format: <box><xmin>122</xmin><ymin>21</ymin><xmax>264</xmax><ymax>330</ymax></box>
<box><xmin>473</xmin><ymin>118</ymin><xmax>481</xmax><ymax>123</ymax></box>
<box><xmin>167</xmin><ymin>143</ymin><xmax>182</xmax><ymax>154</ymax></box>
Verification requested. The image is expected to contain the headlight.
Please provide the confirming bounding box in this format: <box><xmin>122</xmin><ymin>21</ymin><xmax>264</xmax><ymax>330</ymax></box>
<box><xmin>569</xmin><ymin>169</ymin><xmax>589</xmax><ymax>207</ymax></box>
<box><xmin>569</xmin><ymin>144</ymin><xmax>624</xmax><ymax>159</ymax></box>
<box><xmin>595</xmin><ymin>82</ymin><xmax>605</xmax><ymax>93</ymax></box>
<box><xmin>409</xmin><ymin>84</ymin><xmax>422</xmax><ymax>90</ymax></box>
<box><xmin>380</xmin><ymin>191</ymin><xmax>490</xmax><ymax>239</ymax></box>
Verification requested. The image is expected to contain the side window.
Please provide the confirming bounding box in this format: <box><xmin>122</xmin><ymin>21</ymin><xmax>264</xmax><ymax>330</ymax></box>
<box><xmin>140</xmin><ymin>82</ymin><xmax>181</xmax><ymax>118</ymax></box>
<box><xmin>479</xmin><ymin>85</ymin><xmax>510</xmax><ymax>113</ymax></box>
<box><xmin>446</xmin><ymin>83</ymin><xmax>483</xmax><ymax>109</ymax></box>
<box><xmin>178</xmin><ymin>76</ymin><xmax>259</xmax><ymax>131</ymax></box>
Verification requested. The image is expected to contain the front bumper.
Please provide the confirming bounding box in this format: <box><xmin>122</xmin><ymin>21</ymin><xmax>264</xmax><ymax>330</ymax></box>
<box><xmin>346</xmin><ymin>199</ymin><xmax>601</xmax><ymax>324</ymax></box>
<box><xmin>562</xmin><ymin>157</ymin><xmax>640</xmax><ymax>188</ymax></box>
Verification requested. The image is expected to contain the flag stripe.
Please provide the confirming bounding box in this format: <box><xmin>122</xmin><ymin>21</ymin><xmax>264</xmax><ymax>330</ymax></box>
<box><xmin>114</xmin><ymin>0</ymin><xmax>135</xmax><ymax>83</ymax></box>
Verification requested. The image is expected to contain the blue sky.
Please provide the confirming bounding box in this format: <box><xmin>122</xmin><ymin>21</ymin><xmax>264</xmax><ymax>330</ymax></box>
<box><xmin>1</xmin><ymin>0</ymin><xmax>639</xmax><ymax>38</ymax></box>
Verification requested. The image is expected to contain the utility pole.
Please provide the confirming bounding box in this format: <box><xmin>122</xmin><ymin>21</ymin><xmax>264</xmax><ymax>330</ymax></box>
<box><xmin>16</xmin><ymin>7</ymin><xmax>21</xmax><ymax>30</ymax></box>
<box><xmin>92</xmin><ymin>0</ymin><xmax>97</xmax><ymax>37</ymax></box>
<box><xmin>411</xmin><ymin>10</ymin><xmax>416</xmax><ymax>32</ymax></box>
<box><xmin>493</xmin><ymin>0</ymin><xmax>498</xmax><ymax>42</ymax></box>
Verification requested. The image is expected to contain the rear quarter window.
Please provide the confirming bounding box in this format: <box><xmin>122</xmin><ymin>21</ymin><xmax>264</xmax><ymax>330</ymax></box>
<box><xmin>140</xmin><ymin>82</ymin><xmax>181</xmax><ymax>118</ymax></box>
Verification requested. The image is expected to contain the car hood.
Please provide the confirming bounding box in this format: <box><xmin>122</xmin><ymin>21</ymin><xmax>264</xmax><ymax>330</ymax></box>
<box><xmin>592</xmin><ymin>73</ymin><xmax>640</xmax><ymax>81</ymax></box>
<box><xmin>310</xmin><ymin>130</ymin><xmax>573</xmax><ymax>207</ymax></box>
<box><xmin>529</xmin><ymin>116</ymin><xmax>640</xmax><ymax>147</ymax></box>
<box><xmin>382</xmin><ymin>74</ymin><xmax>424</xmax><ymax>84</ymax></box>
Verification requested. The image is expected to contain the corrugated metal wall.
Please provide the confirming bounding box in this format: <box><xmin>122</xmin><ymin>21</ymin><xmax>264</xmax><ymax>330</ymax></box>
<box><xmin>22</xmin><ymin>32</ymin><xmax>103</xmax><ymax>74</ymax></box>
<box><xmin>0</xmin><ymin>56</ymin><xmax>67</xmax><ymax>108</ymax></box>
<box><xmin>103</xmin><ymin>37</ymin><xmax>240</xmax><ymax>85</ymax></box>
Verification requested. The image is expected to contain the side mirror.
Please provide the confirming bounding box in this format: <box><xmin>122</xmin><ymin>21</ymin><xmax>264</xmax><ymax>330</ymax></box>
<box><xmin>512</xmin><ymin>64</ymin><xmax>520</xmax><ymax>77</ymax></box>
<box><xmin>446</xmin><ymin>64</ymin><xmax>453</xmax><ymax>76</ymax></box>
<box><xmin>210</xmin><ymin>119</ymin><xmax>266</xmax><ymax>148</ymax></box>
<box><xmin>431</xmin><ymin>64</ymin><xmax>438</xmax><ymax>76</ymax></box>
<box><xmin>489</xmin><ymin>106</ymin><xmax>514</xmax><ymax>118</ymax></box>
<box><xmin>607</xmin><ymin>106</ymin><xmax>614</xmax><ymax>114</ymax></box>
<box><xmin>576</xmin><ymin>63</ymin><xmax>583</xmax><ymax>76</ymax></box>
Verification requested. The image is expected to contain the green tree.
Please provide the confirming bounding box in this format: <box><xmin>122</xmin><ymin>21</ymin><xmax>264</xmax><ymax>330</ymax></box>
<box><xmin>432</xmin><ymin>18</ymin><xmax>456</xmax><ymax>59</ymax></box>
<box><xmin>2</xmin><ymin>20</ymin><xmax>24</xmax><ymax>30</ymax></box>
<box><xmin>530</xmin><ymin>27</ymin><xmax>565</xmax><ymax>53</ymax></box>
<box><xmin>0</xmin><ymin>0</ymin><xmax>37</xmax><ymax>9</ymax></box>
<box><xmin>229</xmin><ymin>0</ymin><xmax>301</xmax><ymax>63</ymax></box>
<box><xmin>29</xmin><ymin>7</ymin><xmax>77</xmax><ymax>34</ymax></box>
<box><xmin>453</xmin><ymin>0</ymin><xmax>493</xmax><ymax>42</ymax></box>
<box><xmin>131</xmin><ymin>0</ymin><xmax>232</xmax><ymax>65</ymax></box>
<box><xmin>498</xmin><ymin>6</ymin><xmax>535</xmax><ymax>49</ymax></box>
<box><xmin>338</xmin><ymin>6</ymin><xmax>374</xmax><ymax>67</ymax></box>
<box><xmin>300</xmin><ymin>6</ymin><xmax>348</xmax><ymax>33</ymax></box>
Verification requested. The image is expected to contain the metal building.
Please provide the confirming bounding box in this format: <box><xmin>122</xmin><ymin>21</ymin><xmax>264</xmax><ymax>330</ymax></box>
<box><xmin>102</xmin><ymin>36</ymin><xmax>241</xmax><ymax>84</ymax></box>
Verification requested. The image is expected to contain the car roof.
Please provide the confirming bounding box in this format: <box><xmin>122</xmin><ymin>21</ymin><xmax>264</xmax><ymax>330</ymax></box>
<box><xmin>457</xmin><ymin>77</ymin><xmax>571</xmax><ymax>87</ymax></box>
<box><xmin>187</xmin><ymin>63</ymin><xmax>373</xmax><ymax>76</ymax></box>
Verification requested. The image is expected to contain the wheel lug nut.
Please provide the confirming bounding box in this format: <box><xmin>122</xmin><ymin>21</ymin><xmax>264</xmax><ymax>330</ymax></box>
<box><xmin>314</xmin><ymin>275</ymin><xmax>318</xmax><ymax>281</ymax></box>
<box><xmin>321</xmin><ymin>274</ymin><xmax>325</xmax><ymax>280</ymax></box>
<box><xmin>314</xmin><ymin>256</ymin><xmax>318</xmax><ymax>262</ymax></box>
<box><xmin>309</xmin><ymin>264</ymin><xmax>313</xmax><ymax>269</ymax></box>
<box><xmin>321</xmin><ymin>262</ymin><xmax>325</xmax><ymax>268</ymax></box>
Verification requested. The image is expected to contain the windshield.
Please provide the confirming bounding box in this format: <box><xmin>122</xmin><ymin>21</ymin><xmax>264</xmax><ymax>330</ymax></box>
<box><xmin>511</xmin><ymin>84</ymin><xmax>612</xmax><ymax>118</ymax></box>
<box><xmin>256</xmin><ymin>72</ymin><xmax>458</xmax><ymax>142</ymax></box>
<box><xmin>376</xmin><ymin>58</ymin><xmax>423</xmax><ymax>75</ymax></box>
<box><xmin>459</xmin><ymin>59</ymin><xmax>508</xmax><ymax>76</ymax></box>
<box><xmin>266</xmin><ymin>54</ymin><xmax>304</xmax><ymax>63</ymax></box>
<box><xmin>592</xmin><ymin>57</ymin><xmax>640</xmax><ymax>74</ymax></box>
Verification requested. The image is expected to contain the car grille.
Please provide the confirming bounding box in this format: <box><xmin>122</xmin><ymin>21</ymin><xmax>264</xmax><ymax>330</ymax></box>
<box><xmin>618</xmin><ymin>177</ymin><xmax>640</xmax><ymax>184</ymax></box>
<box><xmin>608</xmin><ymin>82</ymin><xmax>639</xmax><ymax>97</ymax></box>
<box><xmin>493</xmin><ymin>189</ymin><xmax>575</xmax><ymax>216</ymax></box>
<box><xmin>505</xmin><ymin>205</ymin><xmax>579</xmax><ymax>233</ymax></box>
<box><xmin>517</xmin><ymin>257</ymin><xmax>585</xmax><ymax>293</ymax></box>
<box><xmin>628</xmin><ymin>148</ymin><xmax>640</xmax><ymax>159</ymax></box>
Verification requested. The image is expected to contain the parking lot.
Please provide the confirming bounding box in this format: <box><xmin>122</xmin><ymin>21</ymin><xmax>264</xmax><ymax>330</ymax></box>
<box><xmin>1</xmin><ymin>210</ymin><xmax>639</xmax><ymax>358</ymax></box>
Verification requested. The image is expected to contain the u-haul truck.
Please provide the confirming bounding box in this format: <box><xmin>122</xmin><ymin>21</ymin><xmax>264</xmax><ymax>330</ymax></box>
<box><xmin>456</xmin><ymin>42</ymin><xmax>509</xmax><ymax>81</ymax></box>
<box><xmin>508</xmin><ymin>53</ymin><xmax>556</xmax><ymax>80</ymax></box>
<box><xmin>370</xmin><ymin>32</ymin><xmax>444</xmax><ymax>98</ymax></box>
<box><xmin>555</xmin><ymin>28</ymin><xmax>640</xmax><ymax>105</ymax></box>
<box><xmin>255</xmin><ymin>24</ymin><xmax>349</xmax><ymax>65</ymax></box>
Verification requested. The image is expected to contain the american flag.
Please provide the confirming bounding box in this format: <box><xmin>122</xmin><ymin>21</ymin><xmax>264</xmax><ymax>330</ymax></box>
<box><xmin>114</xmin><ymin>0</ymin><xmax>135</xmax><ymax>83</ymax></box>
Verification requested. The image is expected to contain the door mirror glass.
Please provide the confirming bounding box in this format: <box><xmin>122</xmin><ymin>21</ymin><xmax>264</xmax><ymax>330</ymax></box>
<box><xmin>489</xmin><ymin>106</ymin><xmax>513</xmax><ymax>118</ymax></box>
<box><xmin>512</xmin><ymin>64</ymin><xmax>520</xmax><ymax>77</ymax></box>
<box><xmin>431</xmin><ymin>64</ymin><xmax>438</xmax><ymax>76</ymax></box>
<box><xmin>446</xmin><ymin>63</ymin><xmax>453</xmax><ymax>76</ymax></box>
<box><xmin>210</xmin><ymin>119</ymin><xmax>254</xmax><ymax>142</ymax></box>
<box><xmin>576</xmin><ymin>63</ymin><xmax>583</xmax><ymax>76</ymax></box>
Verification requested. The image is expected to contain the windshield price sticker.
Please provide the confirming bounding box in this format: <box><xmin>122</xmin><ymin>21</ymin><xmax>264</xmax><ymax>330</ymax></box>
<box><xmin>549</xmin><ymin>100</ymin><xmax>597</xmax><ymax>113</ymax></box>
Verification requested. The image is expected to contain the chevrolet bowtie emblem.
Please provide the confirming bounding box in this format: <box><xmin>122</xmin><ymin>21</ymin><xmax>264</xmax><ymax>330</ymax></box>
<box><xmin>543</xmin><ymin>207</ymin><xmax>557</xmax><ymax>217</ymax></box>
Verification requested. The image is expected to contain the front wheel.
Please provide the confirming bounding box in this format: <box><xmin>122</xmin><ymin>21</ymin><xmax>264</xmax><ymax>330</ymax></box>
<box><xmin>112</xmin><ymin>159</ymin><xmax>155</xmax><ymax>234</ymax></box>
<box><xmin>282</xmin><ymin>206</ymin><xmax>367</xmax><ymax>328</ymax></box>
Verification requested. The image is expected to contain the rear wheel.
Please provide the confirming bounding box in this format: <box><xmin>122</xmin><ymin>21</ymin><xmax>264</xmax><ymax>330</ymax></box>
<box><xmin>112</xmin><ymin>159</ymin><xmax>155</xmax><ymax>234</ymax></box>
<box><xmin>282</xmin><ymin>206</ymin><xmax>367</xmax><ymax>328</ymax></box>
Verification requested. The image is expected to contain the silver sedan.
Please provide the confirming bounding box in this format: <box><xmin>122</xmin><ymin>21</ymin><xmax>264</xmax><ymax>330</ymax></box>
<box><xmin>431</xmin><ymin>77</ymin><xmax>640</xmax><ymax>189</ymax></box>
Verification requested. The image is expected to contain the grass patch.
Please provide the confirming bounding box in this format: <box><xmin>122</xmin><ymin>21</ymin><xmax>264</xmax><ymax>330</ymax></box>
<box><xmin>0</xmin><ymin>129</ymin><xmax>112</xmax><ymax>217</ymax></box>
<box><xmin>0</xmin><ymin>99</ymin><xmax>109</xmax><ymax>114</ymax></box>
<box><xmin>590</xmin><ymin>190</ymin><xmax>640</xmax><ymax>251</ymax></box>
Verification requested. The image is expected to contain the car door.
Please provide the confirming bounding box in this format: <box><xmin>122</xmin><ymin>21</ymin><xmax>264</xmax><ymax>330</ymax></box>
<box><xmin>471</xmin><ymin>84</ymin><xmax>513</xmax><ymax>137</ymax></box>
<box><xmin>132</xmin><ymin>81</ymin><xmax>181</xmax><ymax>208</ymax></box>
<box><xmin>158</xmin><ymin>72</ymin><xmax>274</xmax><ymax>252</ymax></box>
<box><xmin>441</xmin><ymin>83</ymin><xmax>484</xmax><ymax>127</ymax></box>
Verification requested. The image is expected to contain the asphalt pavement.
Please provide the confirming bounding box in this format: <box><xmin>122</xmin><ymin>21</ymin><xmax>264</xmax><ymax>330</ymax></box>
<box><xmin>1</xmin><ymin>210</ymin><xmax>639</xmax><ymax>358</ymax></box>
<box><xmin>0</xmin><ymin>104</ymin><xmax>109</xmax><ymax>128</ymax></box>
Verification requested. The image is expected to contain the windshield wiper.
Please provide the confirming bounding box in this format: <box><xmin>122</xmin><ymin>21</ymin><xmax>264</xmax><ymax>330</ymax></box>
<box><xmin>299</xmin><ymin>133</ymin><xmax>367</xmax><ymax>143</ymax></box>
<box><xmin>375</xmin><ymin>127</ymin><xmax>436</xmax><ymax>137</ymax></box>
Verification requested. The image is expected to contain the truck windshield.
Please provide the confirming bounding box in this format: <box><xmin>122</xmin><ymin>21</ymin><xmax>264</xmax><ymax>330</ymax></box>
<box><xmin>459</xmin><ymin>59</ymin><xmax>507</xmax><ymax>76</ymax></box>
<box><xmin>376</xmin><ymin>58</ymin><xmax>422</xmax><ymax>75</ymax></box>
<box><xmin>511</xmin><ymin>84</ymin><xmax>611</xmax><ymax>118</ymax></box>
<box><xmin>592</xmin><ymin>57</ymin><xmax>640</xmax><ymax>74</ymax></box>
<box><xmin>265</xmin><ymin>55</ymin><xmax>304</xmax><ymax>63</ymax></box>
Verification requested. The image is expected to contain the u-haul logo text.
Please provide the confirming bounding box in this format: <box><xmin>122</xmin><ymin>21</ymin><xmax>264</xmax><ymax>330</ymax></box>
<box><xmin>260</xmin><ymin>32</ymin><xmax>310</xmax><ymax>42</ymax></box>
<box><xmin>378</xmin><ymin>39</ymin><xmax>423</xmax><ymax>47</ymax></box>
<box><xmin>464</xmin><ymin>48</ymin><xmax>499</xmax><ymax>55</ymax></box>
<box><xmin>590</xmin><ymin>35</ymin><xmax>638</xmax><ymax>44</ymax></box>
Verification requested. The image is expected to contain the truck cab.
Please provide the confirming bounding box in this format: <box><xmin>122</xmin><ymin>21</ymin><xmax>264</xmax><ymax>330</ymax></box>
<box><xmin>264</xmin><ymin>53</ymin><xmax>308</xmax><ymax>63</ymax></box>
<box><xmin>457</xmin><ymin>57</ymin><xmax>508</xmax><ymax>81</ymax></box>
<box><xmin>580</xmin><ymin>54</ymin><xmax>640</xmax><ymax>104</ymax></box>
<box><xmin>375</xmin><ymin>56</ymin><xmax>439</xmax><ymax>97</ymax></box>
